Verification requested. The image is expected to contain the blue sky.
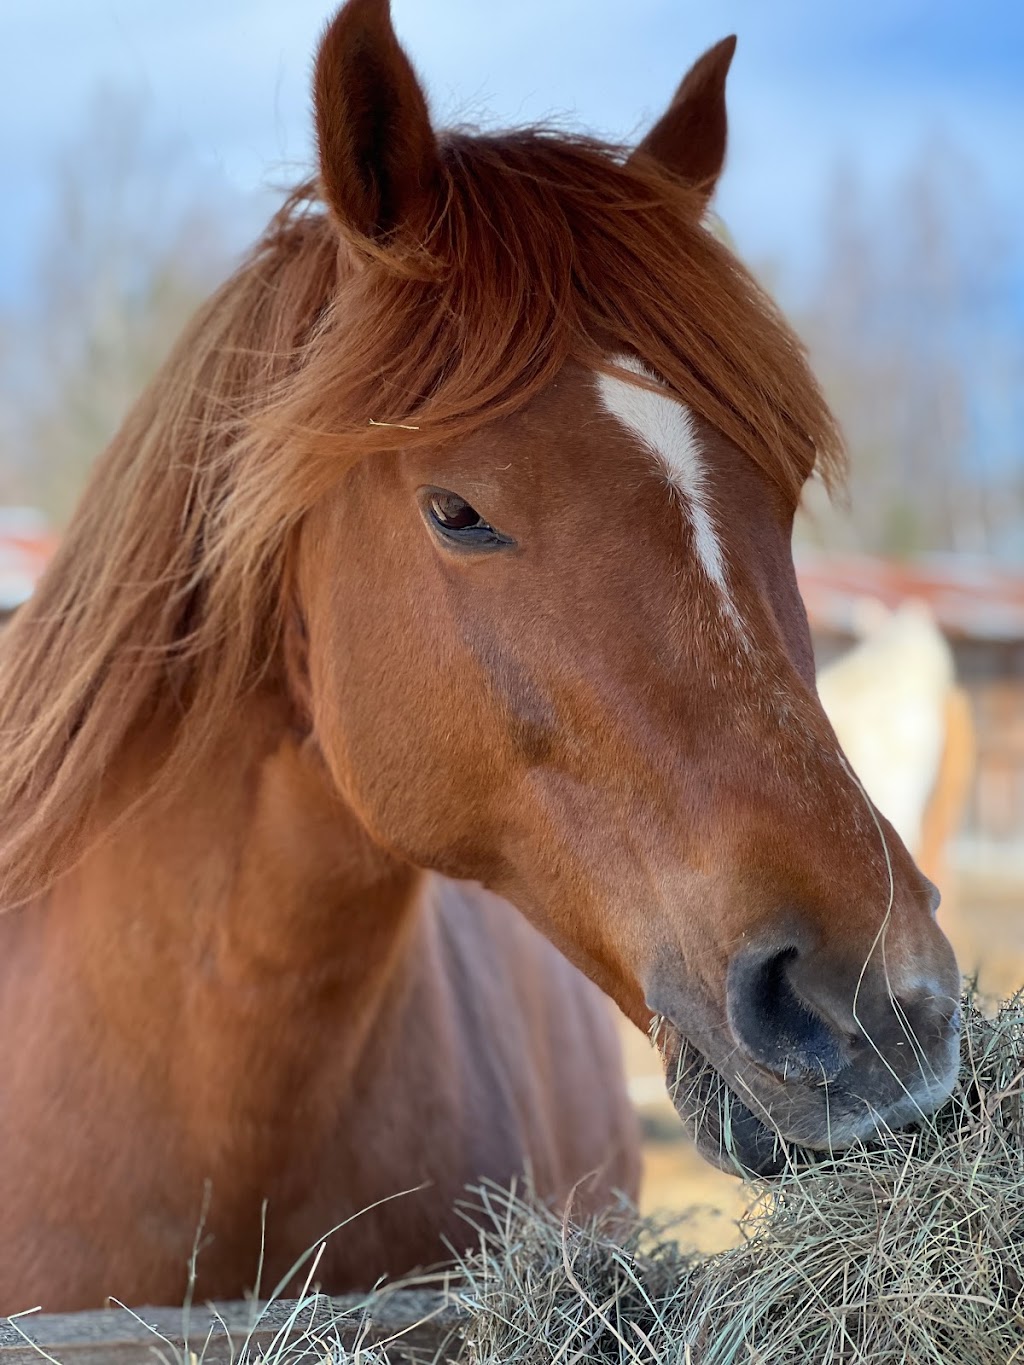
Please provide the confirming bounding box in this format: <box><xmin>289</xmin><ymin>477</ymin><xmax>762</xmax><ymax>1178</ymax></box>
<box><xmin>2</xmin><ymin>0</ymin><xmax>1022</xmax><ymax>309</ymax></box>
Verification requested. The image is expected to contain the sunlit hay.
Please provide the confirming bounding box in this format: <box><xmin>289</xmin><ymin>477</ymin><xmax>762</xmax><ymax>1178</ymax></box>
<box><xmin>447</xmin><ymin>1181</ymin><xmax>695</xmax><ymax>1365</ymax></box>
<box><xmin>77</xmin><ymin>992</ymin><xmax>1024</xmax><ymax>1363</ymax></box>
<box><xmin>447</xmin><ymin>990</ymin><xmax>1024</xmax><ymax>1365</ymax></box>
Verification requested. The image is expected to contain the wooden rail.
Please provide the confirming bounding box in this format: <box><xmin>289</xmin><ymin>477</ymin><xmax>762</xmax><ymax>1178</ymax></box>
<box><xmin>0</xmin><ymin>1291</ymin><xmax>462</xmax><ymax>1364</ymax></box>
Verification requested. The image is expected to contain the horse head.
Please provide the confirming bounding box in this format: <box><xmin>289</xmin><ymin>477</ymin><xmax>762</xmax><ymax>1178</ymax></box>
<box><xmin>285</xmin><ymin>0</ymin><xmax>961</xmax><ymax>1172</ymax></box>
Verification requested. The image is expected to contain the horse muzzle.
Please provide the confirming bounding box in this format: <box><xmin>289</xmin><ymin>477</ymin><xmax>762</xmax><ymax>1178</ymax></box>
<box><xmin>651</xmin><ymin>938</ymin><xmax>962</xmax><ymax>1176</ymax></box>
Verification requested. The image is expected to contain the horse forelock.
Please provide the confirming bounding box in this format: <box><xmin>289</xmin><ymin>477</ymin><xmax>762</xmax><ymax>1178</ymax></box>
<box><xmin>283</xmin><ymin>129</ymin><xmax>845</xmax><ymax>494</ymax></box>
<box><xmin>0</xmin><ymin>127</ymin><xmax>844</xmax><ymax>904</ymax></box>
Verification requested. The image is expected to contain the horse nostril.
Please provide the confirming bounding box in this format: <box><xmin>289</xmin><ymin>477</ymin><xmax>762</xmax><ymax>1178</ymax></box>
<box><xmin>726</xmin><ymin>944</ymin><xmax>849</xmax><ymax>1084</ymax></box>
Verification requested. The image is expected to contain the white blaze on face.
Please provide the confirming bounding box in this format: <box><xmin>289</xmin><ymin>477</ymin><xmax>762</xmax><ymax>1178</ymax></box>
<box><xmin>595</xmin><ymin>354</ymin><xmax>743</xmax><ymax>632</ymax></box>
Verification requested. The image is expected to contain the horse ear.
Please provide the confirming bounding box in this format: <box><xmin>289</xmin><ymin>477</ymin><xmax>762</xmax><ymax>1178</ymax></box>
<box><xmin>631</xmin><ymin>36</ymin><xmax>737</xmax><ymax>201</ymax></box>
<box><xmin>314</xmin><ymin>0</ymin><xmax>439</xmax><ymax>243</ymax></box>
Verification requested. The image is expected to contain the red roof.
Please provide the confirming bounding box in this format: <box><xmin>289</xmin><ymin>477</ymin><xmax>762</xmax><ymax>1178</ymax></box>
<box><xmin>796</xmin><ymin>552</ymin><xmax>1024</xmax><ymax>644</ymax></box>
<box><xmin>0</xmin><ymin>510</ymin><xmax>56</xmax><ymax>612</ymax></box>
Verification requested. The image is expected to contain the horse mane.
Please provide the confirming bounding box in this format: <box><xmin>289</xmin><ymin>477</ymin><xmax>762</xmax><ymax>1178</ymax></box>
<box><xmin>0</xmin><ymin>128</ymin><xmax>844</xmax><ymax>904</ymax></box>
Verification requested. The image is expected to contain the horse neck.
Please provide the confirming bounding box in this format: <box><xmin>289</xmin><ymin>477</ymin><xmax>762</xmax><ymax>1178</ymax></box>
<box><xmin>57</xmin><ymin>686</ymin><xmax>425</xmax><ymax>1081</ymax></box>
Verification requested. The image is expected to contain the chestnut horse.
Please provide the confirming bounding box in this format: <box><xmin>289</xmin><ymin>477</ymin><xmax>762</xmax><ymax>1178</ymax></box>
<box><xmin>0</xmin><ymin>0</ymin><xmax>959</xmax><ymax>1313</ymax></box>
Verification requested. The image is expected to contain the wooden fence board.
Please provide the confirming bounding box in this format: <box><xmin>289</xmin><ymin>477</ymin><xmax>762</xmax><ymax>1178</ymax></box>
<box><xmin>0</xmin><ymin>1291</ymin><xmax>462</xmax><ymax>1364</ymax></box>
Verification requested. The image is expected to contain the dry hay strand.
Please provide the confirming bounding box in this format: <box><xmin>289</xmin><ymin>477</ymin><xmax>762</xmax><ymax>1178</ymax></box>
<box><xmin>448</xmin><ymin>988</ymin><xmax>1024</xmax><ymax>1365</ymax></box>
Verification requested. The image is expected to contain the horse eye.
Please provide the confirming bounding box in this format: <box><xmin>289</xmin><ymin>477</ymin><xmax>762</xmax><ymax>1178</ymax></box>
<box><xmin>429</xmin><ymin>491</ymin><xmax>482</xmax><ymax>531</ymax></box>
<box><xmin>421</xmin><ymin>485</ymin><xmax>514</xmax><ymax>551</ymax></box>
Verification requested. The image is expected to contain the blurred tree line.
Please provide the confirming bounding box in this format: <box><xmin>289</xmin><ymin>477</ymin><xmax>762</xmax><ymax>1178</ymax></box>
<box><xmin>0</xmin><ymin>90</ymin><xmax>246</xmax><ymax>522</ymax></box>
<box><xmin>796</xmin><ymin>141</ymin><xmax>1024</xmax><ymax>561</ymax></box>
<box><xmin>1</xmin><ymin>92</ymin><xmax>1022</xmax><ymax>558</ymax></box>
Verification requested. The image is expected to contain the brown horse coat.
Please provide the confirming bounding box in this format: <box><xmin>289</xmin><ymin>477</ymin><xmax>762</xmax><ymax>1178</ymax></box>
<box><xmin>0</xmin><ymin>697</ymin><xmax>637</xmax><ymax>1308</ymax></box>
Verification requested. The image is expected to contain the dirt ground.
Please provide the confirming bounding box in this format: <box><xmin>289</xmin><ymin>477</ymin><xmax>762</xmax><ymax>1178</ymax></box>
<box><xmin>622</xmin><ymin>873</ymin><xmax>1024</xmax><ymax>1250</ymax></box>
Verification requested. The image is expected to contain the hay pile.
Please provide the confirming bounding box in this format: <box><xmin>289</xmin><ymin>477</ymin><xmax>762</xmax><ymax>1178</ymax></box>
<box><xmin>447</xmin><ymin>989</ymin><xmax>1024</xmax><ymax>1365</ymax></box>
<box><xmin>224</xmin><ymin>991</ymin><xmax>1024</xmax><ymax>1363</ymax></box>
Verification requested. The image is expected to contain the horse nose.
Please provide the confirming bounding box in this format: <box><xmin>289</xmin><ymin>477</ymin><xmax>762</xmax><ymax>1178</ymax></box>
<box><xmin>727</xmin><ymin>938</ymin><xmax>962</xmax><ymax>1088</ymax></box>
<box><xmin>726</xmin><ymin>942</ymin><xmax>853</xmax><ymax>1084</ymax></box>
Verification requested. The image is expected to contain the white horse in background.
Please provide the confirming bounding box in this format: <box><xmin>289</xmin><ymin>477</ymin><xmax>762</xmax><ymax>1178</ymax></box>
<box><xmin>817</xmin><ymin>598</ymin><xmax>974</xmax><ymax>901</ymax></box>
